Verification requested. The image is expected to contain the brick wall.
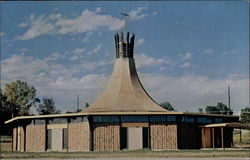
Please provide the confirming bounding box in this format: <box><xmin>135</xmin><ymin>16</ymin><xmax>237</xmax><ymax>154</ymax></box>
<box><xmin>12</xmin><ymin>127</ymin><xmax>17</xmax><ymax>151</ymax></box>
<box><xmin>26</xmin><ymin>125</ymin><xmax>46</xmax><ymax>152</ymax></box>
<box><xmin>68</xmin><ymin>122</ymin><xmax>90</xmax><ymax>151</ymax></box>
<box><xmin>12</xmin><ymin>127</ymin><xmax>25</xmax><ymax>151</ymax></box>
<box><xmin>150</xmin><ymin>123</ymin><xmax>177</xmax><ymax>150</ymax></box>
<box><xmin>93</xmin><ymin>123</ymin><xmax>120</xmax><ymax>151</ymax></box>
<box><xmin>19</xmin><ymin>126</ymin><xmax>25</xmax><ymax>151</ymax></box>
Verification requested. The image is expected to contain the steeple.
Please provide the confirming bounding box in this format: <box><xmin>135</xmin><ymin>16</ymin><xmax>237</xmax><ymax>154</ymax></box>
<box><xmin>83</xmin><ymin>10</ymin><xmax>167</xmax><ymax>113</ymax></box>
<box><xmin>114</xmin><ymin>9</ymin><xmax>135</xmax><ymax>59</ymax></box>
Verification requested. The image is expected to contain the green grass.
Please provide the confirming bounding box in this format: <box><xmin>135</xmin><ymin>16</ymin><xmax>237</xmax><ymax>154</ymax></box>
<box><xmin>233</xmin><ymin>129</ymin><xmax>250</xmax><ymax>147</ymax></box>
<box><xmin>1</xmin><ymin>130</ymin><xmax>249</xmax><ymax>158</ymax></box>
<box><xmin>1</xmin><ymin>149</ymin><xmax>250</xmax><ymax>159</ymax></box>
<box><xmin>0</xmin><ymin>136</ymin><xmax>12</xmax><ymax>152</ymax></box>
<box><xmin>0</xmin><ymin>136</ymin><xmax>11</xmax><ymax>139</ymax></box>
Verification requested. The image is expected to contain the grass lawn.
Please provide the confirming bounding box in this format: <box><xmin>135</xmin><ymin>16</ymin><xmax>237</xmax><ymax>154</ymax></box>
<box><xmin>1</xmin><ymin>131</ymin><xmax>249</xmax><ymax>158</ymax></box>
<box><xmin>0</xmin><ymin>136</ymin><xmax>12</xmax><ymax>152</ymax></box>
<box><xmin>233</xmin><ymin>129</ymin><xmax>250</xmax><ymax>148</ymax></box>
<box><xmin>1</xmin><ymin>149</ymin><xmax>250</xmax><ymax>159</ymax></box>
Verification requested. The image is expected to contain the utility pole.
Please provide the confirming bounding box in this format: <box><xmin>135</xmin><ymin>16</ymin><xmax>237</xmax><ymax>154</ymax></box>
<box><xmin>228</xmin><ymin>85</ymin><xmax>231</xmax><ymax>110</ymax></box>
<box><xmin>77</xmin><ymin>95</ymin><xmax>79</xmax><ymax>112</ymax></box>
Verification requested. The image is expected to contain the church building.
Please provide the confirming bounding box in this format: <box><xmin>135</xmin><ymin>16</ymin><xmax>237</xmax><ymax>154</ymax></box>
<box><xmin>5</xmin><ymin>31</ymin><xmax>239</xmax><ymax>152</ymax></box>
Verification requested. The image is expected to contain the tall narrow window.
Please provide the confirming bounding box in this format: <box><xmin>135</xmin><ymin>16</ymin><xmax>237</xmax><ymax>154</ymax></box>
<box><xmin>62</xmin><ymin>128</ymin><xmax>68</xmax><ymax>149</ymax></box>
<box><xmin>46</xmin><ymin>129</ymin><xmax>52</xmax><ymax>150</ymax></box>
<box><xmin>143</xmin><ymin>127</ymin><xmax>149</xmax><ymax>148</ymax></box>
<box><xmin>120</xmin><ymin>127</ymin><xmax>127</xmax><ymax>149</ymax></box>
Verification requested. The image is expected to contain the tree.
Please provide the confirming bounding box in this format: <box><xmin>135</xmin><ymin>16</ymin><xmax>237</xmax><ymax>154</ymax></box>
<box><xmin>198</xmin><ymin>108</ymin><xmax>203</xmax><ymax>113</ymax></box>
<box><xmin>0</xmin><ymin>88</ymin><xmax>12</xmax><ymax>135</ymax></box>
<box><xmin>85</xmin><ymin>102</ymin><xmax>90</xmax><ymax>108</ymax></box>
<box><xmin>205</xmin><ymin>106</ymin><xmax>220</xmax><ymax>114</ymax></box>
<box><xmin>3</xmin><ymin>80</ymin><xmax>36</xmax><ymax>116</ymax></box>
<box><xmin>216</xmin><ymin>102</ymin><xmax>228</xmax><ymax>114</ymax></box>
<box><xmin>159</xmin><ymin>102</ymin><xmax>174</xmax><ymax>111</ymax></box>
<box><xmin>37</xmin><ymin>98</ymin><xmax>60</xmax><ymax>115</ymax></box>
<box><xmin>0</xmin><ymin>88</ymin><xmax>11</xmax><ymax>113</ymax></box>
<box><xmin>240</xmin><ymin>107</ymin><xmax>250</xmax><ymax>123</ymax></box>
<box><xmin>205</xmin><ymin>102</ymin><xmax>233</xmax><ymax>115</ymax></box>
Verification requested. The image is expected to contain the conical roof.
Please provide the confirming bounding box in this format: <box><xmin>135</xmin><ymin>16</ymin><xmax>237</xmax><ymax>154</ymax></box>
<box><xmin>84</xmin><ymin>32</ymin><xmax>167</xmax><ymax>113</ymax></box>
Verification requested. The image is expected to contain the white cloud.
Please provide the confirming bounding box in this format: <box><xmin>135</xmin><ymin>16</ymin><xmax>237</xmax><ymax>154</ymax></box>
<box><xmin>1</xmin><ymin>53</ymin><xmax>112</xmax><ymax>112</ymax></box>
<box><xmin>54</xmin><ymin>8</ymin><xmax>59</xmax><ymax>12</ymax></box>
<box><xmin>152</xmin><ymin>12</ymin><xmax>158</xmax><ymax>15</ymax></box>
<box><xmin>2</xmin><ymin>53</ymin><xmax>248</xmax><ymax>113</ymax></box>
<box><xmin>81</xmin><ymin>32</ymin><xmax>92</xmax><ymax>43</ymax></box>
<box><xmin>129</xmin><ymin>7</ymin><xmax>148</xmax><ymax>20</ymax></box>
<box><xmin>77</xmin><ymin>59</ymin><xmax>112</xmax><ymax>71</ymax></box>
<box><xmin>139</xmin><ymin>73</ymin><xmax>249</xmax><ymax>112</ymax></box>
<box><xmin>135</xmin><ymin>53</ymin><xmax>173</xmax><ymax>68</ymax></box>
<box><xmin>0</xmin><ymin>32</ymin><xmax>5</xmax><ymax>36</ymax></box>
<box><xmin>135</xmin><ymin>38</ymin><xmax>145</xmax><ymax>47</ymax></box>
<box><xmin>95</xmin><ymin>7</ymin><xmax>101</xmax><ymax>13</ymax></box>
<box><xmin>87</xmin><ymin>44</ymin><xmax>102</xmax><ymax>55</ymax></box>
<box><xmin>68</xmin><ymin>48</ymin><xmax>87</xmax><ymax>61</ymax></box>
<box><xmin>17</xmin><ymin>14</ymin><xmax>56</xmax><ymax>40</ymax></box>
<box><xmin>73</xmin><ymin>48</ymin><xmax>86</xmax><ymax>54</ymax></box>
<box><xmin>67</xmin><ymin>44</ymin><xmax>103</xmax><ymax>61</ymax></box>
<box><xmin>49</xmin><ymin>73</ymin><xmax>108</xmax><ymax>90</ymax></box>
<box><xmin>17</xmin><ymin>7</ymin><xmax>153</xmax><ymax>40</ymax></box>
<box><xmin>17</xmin><ymin>9</ymin><xmax>124</xmax><ymax>40</ymax></box>
<box><xmin>219</xmin><ymin>50</ymin><xmax>238</xmax><ymax>57</ymax></box>
<box><xmin>203</xmin><ymin>49</ymin><xmax>213</xmax><ymax>55</ymax></box>
<box><xmin>179</xmin><ymin>52</ymin><xmax>192</xmax><ymax>60</ymax></box>
<box><xmin>21</xmin><ymin>48</ymin><xmax>29</xmax><ymax>52</ymax></box>
<box><xmin>179</xmin><ymin>62</ymin><xmax>190</xmax><ymax>68</ymax></box>
<box><xmin>44</xmin><ymin>52</ymin><xmax>61</xmax><ymax>61</ymax></box>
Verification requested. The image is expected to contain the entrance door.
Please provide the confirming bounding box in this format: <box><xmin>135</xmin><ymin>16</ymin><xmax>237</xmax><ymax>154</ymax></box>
<box><xmin>128</xmin><ymin>127</ymin><xmax>143</xmax><ymax>150</ymax></box>
<box><xmin>120</xmin><ymin>126</ymin><xmax>149</xmax><ymax>150</ymax></box>
<box><xmin>51</xmin><ymin>128</ymin><xmax>63</xmax><ymax>151</ymax></box>
<box><xmin>47</xmin><ymin>128</ymin><xmax>68</xmax><ymax>151</ymax></box>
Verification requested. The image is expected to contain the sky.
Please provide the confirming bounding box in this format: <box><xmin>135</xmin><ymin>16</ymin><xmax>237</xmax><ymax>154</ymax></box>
<box><xmin>0</xmin><ymin>1</ymin><xmax>249</xmax><ymax>114</ymax></box>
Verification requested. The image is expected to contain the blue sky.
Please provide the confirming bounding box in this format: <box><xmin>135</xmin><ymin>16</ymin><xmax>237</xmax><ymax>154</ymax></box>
<box><xmin>1</xmin><ymin>1</ymin><xmax>249</xmax><ymax>114</ymax></box>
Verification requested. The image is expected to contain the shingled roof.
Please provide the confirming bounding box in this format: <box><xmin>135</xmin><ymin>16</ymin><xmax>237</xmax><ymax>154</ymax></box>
<box><xmin>84</xmin><ymin>32</ymin><xmax>167</xmax><ymax>113</ymax></box>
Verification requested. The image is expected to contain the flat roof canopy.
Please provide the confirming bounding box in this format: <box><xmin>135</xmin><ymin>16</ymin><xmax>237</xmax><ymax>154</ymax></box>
<box><xmin>5</xmin><ymin>111</ymin><xmax>239</xmax><ymax>124</ymax></box>
<box><xmin>200</xmin><ymin>123</ymin><xmax>250</xmax><ymax>130</ymax></box>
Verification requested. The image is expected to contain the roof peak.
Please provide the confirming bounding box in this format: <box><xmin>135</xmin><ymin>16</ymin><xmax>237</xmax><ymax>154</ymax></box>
<box><xmin>84</xmin><ymin>57</ymin><xmax>167</xmax><ymax>113</ymax></box>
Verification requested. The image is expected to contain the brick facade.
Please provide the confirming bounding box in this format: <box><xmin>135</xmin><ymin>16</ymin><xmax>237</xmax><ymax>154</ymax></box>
<box><xmin>18</xmin><ymin>126</ymin><xmax>25</xmax><ymax>151</ymax></box>
<box><xmin>68</xmin><ymin>122</ymin><xmax>90</xmax><ymax>151</ymax></box>
<box><xmin>150</xmin><ymin>123</ymin><xmax>177</xmax><ymax>150</ymax></box>
<box><xmin>12</xmin><ymin>127</ymin><xmax>17</xmax><ymax>151</ymax></box>
<box><xmin>93</xmin><ymin>123</ymin><xmax>120</xmax><ymax>151</ymax></box>
<box><xmin>12</xmin><ymin>126</ymin><xmax>25</xmax><ymax>151</ymax></box>
<box><xmin>26</xmin><ymin>125</ymin><xmax>46</xmax><ymax>152</ymax></box>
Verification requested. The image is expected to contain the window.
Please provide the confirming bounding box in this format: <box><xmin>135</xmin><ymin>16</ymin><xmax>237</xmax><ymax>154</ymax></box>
<box><xmin>46</xmin><ymin>129</ymin><xmax>52</xmax><ymax>150</ymax></box>
<box><xmin>143</xmin><ymin>127</ymin><xmax>149</xmax><ymax>148</ymax></box>
<box><xmin>120</xmin><ymin>127</ymin><xmax>127</xmax><ymax>149</ymax></box>
<box><xmin>62</xmin><ymin>129</ymin><xmax>68</xmax><ymax>149</ymax></box>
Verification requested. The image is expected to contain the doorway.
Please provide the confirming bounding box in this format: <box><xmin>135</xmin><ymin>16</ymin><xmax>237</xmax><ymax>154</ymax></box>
<box><xmin>46</xmin><ymin>128</ymin><xmax>68</xmax><ymax>151</ymax></box>
<box><xmin>120</xmin><ymin>127</ymin><xmax>149</xmax><ymax>150</ymax></box>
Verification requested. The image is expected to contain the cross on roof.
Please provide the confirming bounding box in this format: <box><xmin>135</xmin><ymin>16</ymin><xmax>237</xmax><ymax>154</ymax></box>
<box><xmin>121</xmin><ymin>8</ymin><xmax>129</xmax><ymax>34</ymax></box>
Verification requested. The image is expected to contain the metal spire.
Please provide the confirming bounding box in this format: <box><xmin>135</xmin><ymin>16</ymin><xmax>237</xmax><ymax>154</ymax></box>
<box><xmin>121</xmin><ymin>8</ymin><xmax>129</xmax><ymax>34</ymax></box>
